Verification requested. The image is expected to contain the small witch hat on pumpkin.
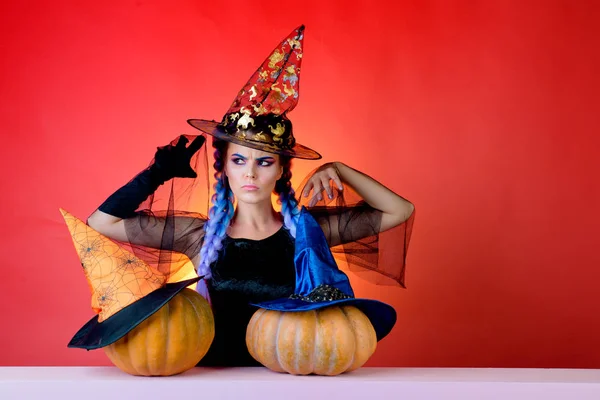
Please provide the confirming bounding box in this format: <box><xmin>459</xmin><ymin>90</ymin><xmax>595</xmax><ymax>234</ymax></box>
<box><xmin>187</xmin><ymin>24</ymin><xmax>321</xmax><ymax>160</ymax></box>
<box><xmin>59</xmin><ymin>208</ymin><xmax>202</xmax><ymax>350</ymax></box>
<box><xmin>250</xmin><ymin>207</ymin><xmax>397</xmax><ymax>341</ymax></box>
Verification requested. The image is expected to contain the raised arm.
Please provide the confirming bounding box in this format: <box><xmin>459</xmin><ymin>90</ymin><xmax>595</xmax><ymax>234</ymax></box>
<box><xmin>87</xmin><ymin>135</ymin><xmax>206</xmax><ymax>255</ymax></box>
<box><xmin>300</xmin><ymin>161</ymin><xmax>414</xmax><ymax>248</ymax></box>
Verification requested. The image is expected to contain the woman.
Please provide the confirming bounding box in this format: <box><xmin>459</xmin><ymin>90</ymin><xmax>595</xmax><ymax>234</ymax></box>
<box><xmin>86</xmin><ymin>25</ymin><xmax>415</xmax><ymax>366</ymax></box>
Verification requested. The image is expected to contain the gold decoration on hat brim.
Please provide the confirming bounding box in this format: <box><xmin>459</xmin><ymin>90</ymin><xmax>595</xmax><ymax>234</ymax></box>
<box><xmin>186</xmin><ymin>118</ymin><xmax>321</xmax><ymax>160</ymax></box>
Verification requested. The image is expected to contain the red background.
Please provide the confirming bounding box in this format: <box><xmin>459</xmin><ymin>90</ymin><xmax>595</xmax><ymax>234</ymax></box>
<box><xmin>1</xmin><ymin>1</ymin><xmax>599</xmax><ymax>368</ymax></box>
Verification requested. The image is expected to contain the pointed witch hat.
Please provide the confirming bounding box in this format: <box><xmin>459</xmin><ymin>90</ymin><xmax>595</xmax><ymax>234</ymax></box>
<box><xmin>250</xmin><ymin>207</ymin><xmax>397</xmax><ymax>341</ymax></box>
<box><xmin>59</xmin><ymin>208</ymin><xmax>202</xmax><ymax>350</ymax></box>
<box><xmin>187</xmin><ymin>25</ymin><xmax>321</xmax><ymax>160</ymax></box>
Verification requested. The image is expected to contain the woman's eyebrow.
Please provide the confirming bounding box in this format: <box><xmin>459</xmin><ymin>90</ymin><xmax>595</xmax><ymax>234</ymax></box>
<box><xmin>231</xmin><ymin>153</ymin><xmax>274</xmax><ymax>162</ymax></box>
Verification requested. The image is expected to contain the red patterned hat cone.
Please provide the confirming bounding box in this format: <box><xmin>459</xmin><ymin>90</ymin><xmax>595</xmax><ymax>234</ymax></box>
<box><xmin>188</xmin><ymin>25</ymin><xmax>321</xmax><ymax>160</ymax></box>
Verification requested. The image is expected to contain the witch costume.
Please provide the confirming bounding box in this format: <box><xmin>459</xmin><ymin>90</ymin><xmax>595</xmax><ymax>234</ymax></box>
<box><xmin>64</xmin><ymin>25</ymin><xmax>415</xmax><ymax>368</ymax></box>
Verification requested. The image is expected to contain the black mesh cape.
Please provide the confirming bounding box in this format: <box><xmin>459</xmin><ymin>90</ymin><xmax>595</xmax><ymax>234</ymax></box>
<box><xmin>108</xmin><ymin>133</ymin><xmax>415</xmax><ymax>290</ymax></box>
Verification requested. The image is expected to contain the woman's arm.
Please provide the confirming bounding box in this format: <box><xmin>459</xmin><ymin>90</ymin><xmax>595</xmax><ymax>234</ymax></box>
<box><xmin>302</xmin><ymin>161</ymin><xmax>414</xmax><ymax>231</ymax></box>
<box><xmin>87</xmin><ymin>135</ymin><xmax>206</xmax><ymax>251</ymax></box>
<box><xmin>334</xmin><ymin>162</ymin><xmax>414</xmax><ymax>231</ymax></box>
<box><xmin>301</xmin><ymin>161</ymin><xmax>414</xmax><ymax>247</ymax></box>
<box><xmin>87</xmin><ymin>210</ymin><xmax>129</xmax><ymax>242</ymax></box>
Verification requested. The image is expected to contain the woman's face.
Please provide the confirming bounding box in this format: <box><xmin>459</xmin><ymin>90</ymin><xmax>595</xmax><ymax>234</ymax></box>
<box><xmin>223</xmin><ymin>142</ymin><xmax>283</xmax><ymax>205</ymax></box>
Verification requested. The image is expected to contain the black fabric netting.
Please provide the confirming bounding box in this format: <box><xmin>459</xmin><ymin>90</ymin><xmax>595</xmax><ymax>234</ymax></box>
<box><xmin>93</xmin><ymin>133</ymin><xmax>415</xmax><ymax>288</ymax></box>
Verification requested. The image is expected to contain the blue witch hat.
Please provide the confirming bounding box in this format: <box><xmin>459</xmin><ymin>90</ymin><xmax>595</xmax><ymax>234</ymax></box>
<box><xmin>250</xmin><ymin>207</ymin><xmax>397</xmax><ymax>341</ymax></box>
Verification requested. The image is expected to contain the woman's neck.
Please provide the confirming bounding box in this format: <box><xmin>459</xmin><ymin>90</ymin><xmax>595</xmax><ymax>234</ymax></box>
<box><xmin>228</xmin><ymin>200</ymin><xmax>283</xmax><ymax>239</ymax></box>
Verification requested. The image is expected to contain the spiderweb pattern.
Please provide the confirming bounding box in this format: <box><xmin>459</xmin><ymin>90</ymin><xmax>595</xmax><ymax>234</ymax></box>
<box><xmin>60</xmin><ymin>208</ymin><xmax>167</xmax><ymax>323</ymax></box>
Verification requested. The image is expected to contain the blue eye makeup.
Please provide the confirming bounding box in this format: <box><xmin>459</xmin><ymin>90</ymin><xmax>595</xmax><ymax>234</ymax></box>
<box><xmin>230</xmin><ymin>153</ymin><xmax>275</xmax><ymax>167</ymax></box>
<box><xmin>256</xmin><ymin>157</ymin><xmax>275</xmax><ymax>167</ymax></box>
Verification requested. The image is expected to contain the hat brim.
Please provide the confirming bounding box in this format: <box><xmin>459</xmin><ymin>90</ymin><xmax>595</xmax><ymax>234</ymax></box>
<box><xmin>186</xmin><ymin>119</ymin><xmax>322</xmax><ymax>160</ymax></box>
<box><xmin>68</xmin><ymin>277</ymin><xmax>202</xmax><ymax>350</ymax></box>
<box><xmin>249</xmin><ymin>297</ymin><xmax>397</xmax><ymax>341</ymax></box>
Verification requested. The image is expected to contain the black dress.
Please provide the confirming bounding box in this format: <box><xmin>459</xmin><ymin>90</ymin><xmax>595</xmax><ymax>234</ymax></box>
<box><xmin>120</xmin><ymin>167</ymin><xmax>414</xmax><ymax>367</ymax></box>
<box><xmin>196</xmin><ymin>226</ymin><xmax>297</xmax><ymax>367</ymax></box>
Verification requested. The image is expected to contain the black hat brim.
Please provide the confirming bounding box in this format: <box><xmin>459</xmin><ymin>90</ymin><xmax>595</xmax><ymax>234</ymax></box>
<box><xmin>186</xmin><ymin>119</ymin><xmax>322</xmax><ymax>160</ymax></box>
<box><xmin>68</xmin><ymin>277</ymin><xmax>202</xmax><ymax>350</ymax></box>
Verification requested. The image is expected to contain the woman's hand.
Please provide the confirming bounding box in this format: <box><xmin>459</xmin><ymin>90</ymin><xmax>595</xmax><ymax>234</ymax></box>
<box><xmin>152</xmin><ymin>135</ymin><xmax>205</xmax><ymax>181</ymax></box>
<box><xmin>301</xmin><ymin>162</ymin><xmax>344</xmax><ymax>207</ymax></box>
<box><xmin>153</xmin><ymin>135</ymin><xmax>205</xmax><ymax>180</ymax></box>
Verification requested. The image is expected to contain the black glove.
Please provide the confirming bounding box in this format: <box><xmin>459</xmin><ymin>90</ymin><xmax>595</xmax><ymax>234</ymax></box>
<box><xmin>97</xmin><ymin>135</ymin><xmax>206</xmax><ymax>219</ymax></box>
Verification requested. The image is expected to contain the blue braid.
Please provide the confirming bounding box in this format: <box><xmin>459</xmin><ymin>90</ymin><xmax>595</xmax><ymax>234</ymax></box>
<box><xmin>198</xmin><ymin>140</ymin><xmax>234</xmax><ymax>279</ymax></box>
<box><xmin>197</xmin><ymin>149</ymin><xmax>298</xmax><ymax>302</ymax></box>
<box><xmin>276</xmin><ymin>157</ymin><xmax>300</xmax><ymax>238</ymax></box>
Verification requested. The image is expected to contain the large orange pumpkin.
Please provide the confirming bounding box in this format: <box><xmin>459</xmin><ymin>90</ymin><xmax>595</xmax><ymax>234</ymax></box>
<box><xmin>103</xmin><ymin>288</ymin><xmax>215</xmax><ymax>376</ymax></box>
<box><xmin>246</xmin><ymin>305</ymin><xmax>377</xmax><ymax>376</ymax></box>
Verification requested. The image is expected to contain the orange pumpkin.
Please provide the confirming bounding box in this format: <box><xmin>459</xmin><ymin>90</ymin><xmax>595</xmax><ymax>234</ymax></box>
<box><xmin>103</xmin><ymin>288</ymin><xmax>215</xmax><ymax>376</ymax></box>
<box><xmin>246</xmin><ymin>305</ymin><xmax>377</xmax><ymax>376</ymax></box>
